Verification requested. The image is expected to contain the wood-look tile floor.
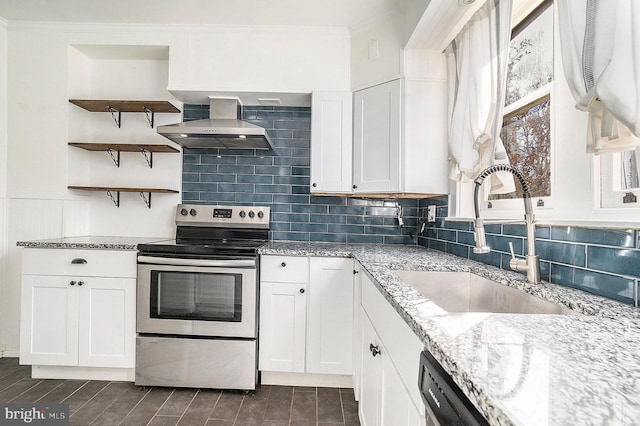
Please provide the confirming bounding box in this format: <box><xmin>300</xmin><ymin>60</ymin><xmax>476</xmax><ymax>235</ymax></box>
<box><xmin>0</xmin><ymin>358</ymin><xmax>360</xmax><ymax>425</ymax></box>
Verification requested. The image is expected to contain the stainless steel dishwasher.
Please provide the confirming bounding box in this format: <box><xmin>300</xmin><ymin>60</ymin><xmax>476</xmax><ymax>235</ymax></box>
<box><xmin>419</xmin><ymin>350</ymin><xmax>489</xmax><ymax>426</ymax></box>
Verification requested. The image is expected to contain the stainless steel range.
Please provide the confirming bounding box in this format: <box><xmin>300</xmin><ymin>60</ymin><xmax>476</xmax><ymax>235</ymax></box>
<box><xmin>135</xmin><ymin>204</ymin><xmax>270</xmax><ymax>391</ymax></box>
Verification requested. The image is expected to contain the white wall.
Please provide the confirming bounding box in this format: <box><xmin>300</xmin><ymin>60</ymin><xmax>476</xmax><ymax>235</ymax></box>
<box><xmin>350</xmin><ymin>10</ymin><xmax>404</xmax><ymax>91</ymax></box>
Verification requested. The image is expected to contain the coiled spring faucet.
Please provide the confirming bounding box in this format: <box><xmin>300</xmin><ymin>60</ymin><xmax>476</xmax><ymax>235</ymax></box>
<box><xmin>473</xmin><ymin>164</ymin><xmax>541</xmax><ymax>284</ymax></box>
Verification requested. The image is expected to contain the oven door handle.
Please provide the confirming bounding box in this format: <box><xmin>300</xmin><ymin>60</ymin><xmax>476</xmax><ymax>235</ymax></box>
<box><xmin>137</xmin><ymin>256</ymin><xmax>256</xmax><ymax>268</ymax></box>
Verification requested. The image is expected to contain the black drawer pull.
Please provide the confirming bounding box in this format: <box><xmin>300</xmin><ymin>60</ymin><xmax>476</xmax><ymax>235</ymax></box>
<box><xmin>71</xmin><ymin>258</ymin><xmax>87</xmax><ymax>264</ymax></box>
<box><xmin>370</xmin><ymin>343</ymin><xmax>381</xmax><ymax>357</ymax></box>
<box><xmin>281</xmin><ymin>262</ymin><xmax>286</xmax><ymax>267</ymax></box>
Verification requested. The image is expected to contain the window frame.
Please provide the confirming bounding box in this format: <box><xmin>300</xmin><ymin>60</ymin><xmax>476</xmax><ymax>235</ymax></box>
<box><xmin>478</xmin><ymin>0</ymin><xmax>555</xmax><ymax>218</ymax></box>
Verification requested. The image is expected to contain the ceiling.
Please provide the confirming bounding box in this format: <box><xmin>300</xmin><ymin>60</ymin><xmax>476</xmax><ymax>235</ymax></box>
<box><xmin>0</xmin><ymin>0</ymin><xmax>401</xmax><ymax>28</ymax></box>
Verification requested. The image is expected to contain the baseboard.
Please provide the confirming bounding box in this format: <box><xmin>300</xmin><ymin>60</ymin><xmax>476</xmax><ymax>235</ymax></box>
<box><xmin>32</xmin><ymin>365</ymin><xmax>135</xmax><ymax>381</ymax></box>
<box><xmin>260</xmin><ymin>371</ymin><xmax>353</xmax><ymax>388</ymax></box>
<box><xmin>0</xmin><ymin>350</ymin><xmax>19</xmax><ymax>358</ymax></box>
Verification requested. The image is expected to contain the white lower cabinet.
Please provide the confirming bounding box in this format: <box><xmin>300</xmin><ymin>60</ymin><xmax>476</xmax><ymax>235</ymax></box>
<box><xmin>20</xmin><ymin>248</ymin><xmax>137</xmax><ymax>378</ymax></box>
<box><xmin>21</xmin><ymin>275</ymin><xmax>135</xmax><ymax>368</ymax></box>
<box><xmin>259</xmin><ymin>255</ymin><xmax>354</xmax><ymax>379</ymax></box>
<box><xmin>358</xmin><ymin>267</ymin><xmax>426</xmax><ymax>426</ymax></box>
<box><xmin>259</xmin><ymin>281</ymin><xmax>308</xmax><ymax>372</ymax></box>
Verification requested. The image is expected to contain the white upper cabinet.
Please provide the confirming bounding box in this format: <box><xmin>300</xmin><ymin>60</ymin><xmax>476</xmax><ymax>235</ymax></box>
<box><xmin>353</xmin><ymin>80</ymin><xmax>402</xmax><ymax>193</ymax></box>
<box><xmin>310</xmin><ymin>91</ymin><xmax>353</xmax><ymax>193</ymax></box>
<box><xmin>352</xmin><ymin>78</ymin><xmax>449</xmax><ymax>196</ymax></box>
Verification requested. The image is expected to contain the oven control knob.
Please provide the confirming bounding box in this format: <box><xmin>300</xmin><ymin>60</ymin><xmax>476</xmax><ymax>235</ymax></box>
<box><xmin>190</xmin><ymin>209</ymin><xmax>197</xmax><ymax>216</ymax></box>
<box><xmin>239</xmin><ymin>210</ymin><xmax>246</xmax><ymax>218</ymax></box>
<box><xmin>257</xmin><ymin>211</ymin><xmax>264</xmax><ymax>219</ymax></box>
<box><xmin>180</xmin><ymin>208</ymin><xmax>188</xmax><ymax>216</ymax></box>
<box><xmin>248</xmin><ymin>211</ymin><xmax>255</xmax><ymax>218</ymax></box>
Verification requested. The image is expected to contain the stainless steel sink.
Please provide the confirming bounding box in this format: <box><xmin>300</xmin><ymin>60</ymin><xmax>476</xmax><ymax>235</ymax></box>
<box><xmin>393</xmin><ymin>270</ymin><xmax>576</xmax><ymax>315</ymax></box>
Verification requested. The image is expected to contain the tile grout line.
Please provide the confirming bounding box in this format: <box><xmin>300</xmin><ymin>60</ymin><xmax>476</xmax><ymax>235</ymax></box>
<box><xmin>230</xmin><ymin>391</ymin><xmax>246</xmax><ymax>426</ymax></box>
<box><xmin>7</xmin><ymin>379</ymin><xmax>44</xmax><ymax>403</ymax></box>
<box><xmin>33</xmin><ymin>380</ymin><xmax>66</xmax><ymax>403</ymax></box>
<box><xmin>202</xmin><ymin>390</ymin><xmax>222</xmax><ymax>425</ymax></box>
<box><xmin>146</xmin><ymin>387</ymin><xmax>177</xmax><ymax>425</ymax></box>
<box><xmin>116</xmin><ymin>386</ymin><xmax>153</xmax><ymax>426</ymax></box>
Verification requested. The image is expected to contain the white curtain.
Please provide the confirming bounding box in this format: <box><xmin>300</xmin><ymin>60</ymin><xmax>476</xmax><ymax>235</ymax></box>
<box><xmin>558</xmin><ymin>0</ymin><xmax>640</xmax><ymax>154</ymax></box>
<box><xmin>446</xmin><ymin>0</ymin><xmax>515</xmax><ymax>193</ymax></box>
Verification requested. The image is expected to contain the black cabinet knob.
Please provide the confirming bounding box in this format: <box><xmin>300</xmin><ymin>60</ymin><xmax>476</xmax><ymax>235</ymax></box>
<box><xmin>312</xmin><ymin>183</ymin><xmax>317</xmax><ymax>187</ymax></box>
<box><xmin>299</xmin><ymin>288</ymin><xmax>305</xmax><ymax>294</ymax></box>
<box><xmin>70</xmin><ymin>281</ymin><xmax>76</xmax><ymax>286</ymax></box>
<box><xmin>352</xmin><ymin>184</ymin><xmax>358</xmax><ymax>189</ymax></box>
<box><xmin>353</xmin><ymin>270</ymin><xmax>359</xmax><ymax>275</ymax></box>
<box><xmin>281</xmin><ymin>262</ymin><xmax>286</xmax><ymax>267</ymax></box>
<box><xmin>78</xmin><ymin>281</ymin><xmax>84</xmax><ymax>287</ymax></box>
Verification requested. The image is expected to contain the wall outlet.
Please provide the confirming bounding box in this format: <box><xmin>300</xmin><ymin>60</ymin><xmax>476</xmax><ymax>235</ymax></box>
<box><xmin>427</xmin><ymin>205</ymin><xmax>436</xmax><ymax>223</ymax></box>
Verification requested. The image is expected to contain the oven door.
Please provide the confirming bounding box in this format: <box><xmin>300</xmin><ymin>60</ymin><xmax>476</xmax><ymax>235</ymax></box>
<box><xmin>137</xmin><ymin>256</ymin><xmax>257</xmax><ymax>338</ymax></box>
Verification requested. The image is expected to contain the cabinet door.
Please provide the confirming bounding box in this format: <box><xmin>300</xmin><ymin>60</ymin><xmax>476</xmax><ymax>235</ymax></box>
<box><xmin>310</xmin><ymin>91</ymin><xmax>353</xmax><ymax>193</ymax></box>
<box><xmin>380</xmin><ymin>351</ymin><xmax>415</xmax><ymax>426</ymax></box>
<box><xmin>307</xmin><ymin>257</ymin><xmax>354</xmax><ymax>375</ymax></box>
<box><xmin>78</xmin><ymin>277</ymin><xmax>136</xmax><ymax>368</ymax></box>
<box><xmin>259</xmin><ymin>281</ymin><xmax>307</xmax><ymax>372</ymax></box>
<box><xmin>359</xmin><ymin>309</ymin><xmax>381</xmax><ymax>426</ymax></box>
<box><xmin>353</xmin><ymin>80</ymin><xmax>402</xmax><ymax>193</ymax></box>
<box><xmin>20</xmin><ymin>275</ymin><xmax>79</xmax><ymax>366</ymax></box>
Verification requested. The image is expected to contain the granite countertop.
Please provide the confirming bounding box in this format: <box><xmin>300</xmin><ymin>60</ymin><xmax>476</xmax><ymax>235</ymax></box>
<box><xmin>259</xmin><ymin>241</ymin><xmax>640</xmax><ymax>425</ymax></box>
<box><xmin>16</xmin><ymin>235</ymin><xmax>171</xmax><ymax>250</ymax></box>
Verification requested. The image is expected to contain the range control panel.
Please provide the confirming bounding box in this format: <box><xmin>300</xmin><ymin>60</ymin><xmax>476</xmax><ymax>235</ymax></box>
<box><xmin>176</xmin><ymin>204</ymin><xmax>270</xmax><ymax>229</ymax></box>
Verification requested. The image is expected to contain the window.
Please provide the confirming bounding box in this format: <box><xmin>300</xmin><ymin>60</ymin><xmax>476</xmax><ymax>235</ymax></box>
<box><xmin>486</xmin><ymin>0</ymin><xmax>554</xmax><ymax>206</ymax></box>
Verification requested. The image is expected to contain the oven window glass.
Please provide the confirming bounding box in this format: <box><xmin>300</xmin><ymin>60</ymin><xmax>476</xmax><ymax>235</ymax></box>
<box><xmin>150</xmin><ymin>271</ymin><xmax>242</xmax><ymax>322</ymax></box>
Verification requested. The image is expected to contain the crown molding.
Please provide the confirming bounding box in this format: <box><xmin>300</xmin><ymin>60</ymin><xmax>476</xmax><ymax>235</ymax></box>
<box><xmin>4</xmin><ymin>20</ymin><xmax>349</xmax><ymax>36</ymax></box>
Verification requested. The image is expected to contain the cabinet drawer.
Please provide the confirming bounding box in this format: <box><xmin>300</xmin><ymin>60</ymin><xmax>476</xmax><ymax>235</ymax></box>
<box><xmin>260</xmin><ymin>255</ymin><xmax>309</xmax><ymax>283</ymax></box>
<box><xmin>22</xmin><ymin>248</ymin><xmax>137</xmax><ymax>278</ymax></box>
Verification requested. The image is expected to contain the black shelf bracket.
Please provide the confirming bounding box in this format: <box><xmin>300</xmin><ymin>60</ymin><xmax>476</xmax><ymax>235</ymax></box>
<box><xmin>106</xmin><ymin>147</ymin><xmax>121</xmax><ymax>167</ymax></box>
<box><xmin>106</xmin><ymin>190</ymin><xmax>120</xmax><ymax>208</ymax></box>
<box><xmin>141</xmin><ymin>148</ymin><xmax>153</xmax><ymax>168</ymax></box>
<box><xmin>143</xmin><ymin>107</ymin><xmax>155</xmax><ymax>128</ymax></box>
<box><xmin>106</xmin><ymin>106</ymin><xmax>122</xmax><ymax>128</ymax></box>
<box><xmin>140</xmin><ymin>192</ymin><xmax>152</xmax><ymax>208</ymax></box>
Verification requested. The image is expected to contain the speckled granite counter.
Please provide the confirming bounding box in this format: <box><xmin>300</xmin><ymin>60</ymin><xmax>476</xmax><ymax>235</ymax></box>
<box><xmin>17</xmin><ymin>236</ymin><xmax>170</xmax><ymax>250</ymax></box>
<box><xmin>259</xmin><ymin>242</ymin><xmax>640</xmax><ymax>426</ymax></box>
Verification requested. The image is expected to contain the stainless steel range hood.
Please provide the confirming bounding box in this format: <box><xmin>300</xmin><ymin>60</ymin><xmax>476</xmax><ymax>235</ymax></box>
<box><xmin>157</xmin><ymin>98</ymin><xmax>274</xmax><ymax>150</ymax></box>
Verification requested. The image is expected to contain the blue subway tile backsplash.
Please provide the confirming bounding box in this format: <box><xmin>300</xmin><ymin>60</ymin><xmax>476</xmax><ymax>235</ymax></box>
<box><xmin>181</xmin><ymin>104</ymin><xmax>639</xmax><ymax>307</ymax></box>
<box><xmin>181</xmin><ymin>104</ymin><xmax>418</xmax><ymax>245</ymax></box>
<box><xmin>417</xmin><ymin>197</ymin><xmax>639</xmax><ymax>306</ymax></box>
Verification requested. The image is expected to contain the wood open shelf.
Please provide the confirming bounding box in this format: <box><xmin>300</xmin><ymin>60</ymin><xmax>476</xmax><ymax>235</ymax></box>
<box><xmin>69</xmin><ymin>99</ymin><xmax>180</xmax><ymax>128</ymax></box>
<box><xmin>69</xmin><ymin>143</ymin><xmax>180</xmax><ymax>168</ymax></box>
<box><xmin>69</xmin><ymin>99</ymin><xmax>180</xmax><ymax>113</ymax></box>
<box><xmin>68</xmin><ymin>143</ymin><xmax>180</xmax><ymax>153</ymax></box>
<box><xmin>68</xmin><ymin>186</ymin><xmax>179</xmax><ymax>208</ymax></box>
